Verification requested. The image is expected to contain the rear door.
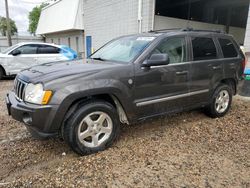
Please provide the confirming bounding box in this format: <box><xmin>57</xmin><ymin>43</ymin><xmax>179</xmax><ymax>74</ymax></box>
<box><xmin>217</xmin><ymin>37</ymin><xmax>244</xmax><ymax>81</ymax></box>
<box><xmin>188</xmin><ymin>35</ymin><xmax>223</xmax><ymax>105</ymax></box>
<box><xmin>134</xmin><ymin>36</ymin><xmax>191</xmax><ymax>118</ymax></box>
<box><xmin>36</xmin><ymin>45</ymin><xmax>68</xmax><ymax>65</ymax></box>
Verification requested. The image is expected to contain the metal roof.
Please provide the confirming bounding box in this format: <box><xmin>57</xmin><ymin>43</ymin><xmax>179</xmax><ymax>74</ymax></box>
<box><xmin>36</xmin><ymin>0</ymin><xmax>84</xmax><ymax>35</ymax></box>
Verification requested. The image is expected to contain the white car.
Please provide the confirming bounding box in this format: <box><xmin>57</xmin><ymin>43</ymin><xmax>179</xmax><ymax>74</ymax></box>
<box><xmin>0</xmin><ymin>42</ymin><xmax>77</xmax><ymax>80</ymax></box>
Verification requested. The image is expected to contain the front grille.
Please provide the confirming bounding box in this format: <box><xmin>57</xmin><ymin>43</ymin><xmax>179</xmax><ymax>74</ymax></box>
<box><xmin>14</xmin><ymin>78</ymin><xmax>27</xmax><ymax>101</ymax></box>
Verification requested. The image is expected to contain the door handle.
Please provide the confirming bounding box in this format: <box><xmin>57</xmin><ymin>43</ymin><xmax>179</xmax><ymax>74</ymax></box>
<box><xmin>212</xmin><ymin>65</ymin><xmax>222</xmax><ymax>70</ymax></box>
<box><xmin>176</xmin><ymin>71</ymin><xmax>188</xmax><ymax>75</ymax></box>
<box><xmin>229</xmin><ymin>63</ymin><xmax>236</xmax><ymax>69</ymax></box>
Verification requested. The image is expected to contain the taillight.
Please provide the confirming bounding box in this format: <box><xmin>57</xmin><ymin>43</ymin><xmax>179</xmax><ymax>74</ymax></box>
<box><xmin>242</xmin><ymin>57</ymin><xmax>247</xmax><ymax>71</ymax></box>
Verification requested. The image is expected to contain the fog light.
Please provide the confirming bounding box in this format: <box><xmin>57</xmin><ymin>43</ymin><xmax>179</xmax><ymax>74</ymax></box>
<box><xmin>23</xmin><ymin>113</ymin><xmax>32</xmax><ymax>125</ymax></box>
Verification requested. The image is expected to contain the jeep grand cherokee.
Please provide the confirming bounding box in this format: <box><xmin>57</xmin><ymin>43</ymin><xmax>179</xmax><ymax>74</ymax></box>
<box><xmin>6</xmin><ymin>29</ymin><xmax>245</xmax><ymax>155</ymax></box>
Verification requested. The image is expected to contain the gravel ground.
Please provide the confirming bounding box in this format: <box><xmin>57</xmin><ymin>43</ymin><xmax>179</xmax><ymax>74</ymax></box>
<box><xmin>0</xmin><ymin>79</ymin><xmax>249</xmax><ymax>187</ymax></box>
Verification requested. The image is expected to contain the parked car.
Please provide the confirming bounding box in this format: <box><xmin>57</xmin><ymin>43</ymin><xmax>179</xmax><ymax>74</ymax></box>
<box><xmin>6</xmin><ymin>29</ymin><xmax>245</xmax><ymax>155</ymax></box>
<box><xmin>0</xmin><ymin>42</ymin><xmax>77</xmax><ymax>80</ymax></box>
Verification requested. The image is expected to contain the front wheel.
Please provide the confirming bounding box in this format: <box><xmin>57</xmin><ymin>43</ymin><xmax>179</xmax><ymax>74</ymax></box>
<box><xmin>205</xmin><ymin>84</ymin><xmax>232</xmax><ymax>118</ymax></box>
<box><xmin>0</xmin><ymin>68</ymin><xmax>4</xmax><ymax>80</ymax></box>
<box><xmin>63</xmin><ymin>100</ymin><xmax>120</xmax><ymax>155</ymax></box>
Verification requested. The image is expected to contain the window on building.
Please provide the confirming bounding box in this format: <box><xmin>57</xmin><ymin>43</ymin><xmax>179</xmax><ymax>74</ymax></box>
<box><xmin>218</xmin><ymin>38</ymin><xmax>238</xmax><ymax>58</ymax></box>
<box><xmin>68</xmin><ymin>37</ymin><xmax>71</xmax><ymax>47</ymax></box>
<box><xmin>192</xmin><ymin>37</ymin><xmax>217</xmax><ymax>61</ymax></box>
<box><xmin>58</xmin><ymin>38</ymin><xmax>61</xmax><ymax>45</ymax></box>
<box><xmin>76</xmin><ymin>37</ymin><xmax>79</xmax><ymax>53</ymax></box>
<box><xmin>152</xmin><ymin>37</ymin><xmax>186</xmax><ymax>64</ymax></box>
<box><xmin>155</xmin><ymin>0</ymin><xmax>248</xmax><ymax>28</ymax></box>
<box><xmin>37</xmin><ymin>45</ymin><xmax>60</xmax><ymax>54</ymax></box>
<box><xmin>51</xmin><ymin>39</ymin><xmax>53</xmax><ymax>43</ymax></box>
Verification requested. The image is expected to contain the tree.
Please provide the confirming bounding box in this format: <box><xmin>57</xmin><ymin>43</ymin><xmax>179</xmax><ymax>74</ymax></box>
<box><xmin>0</xmin><ymin>16</ymin><xmax>17</xmax><ymax>36</ymax></box>
<box><xmin>28</xmin><ymin>3</ymin><xmax>48</xmax><ymax>35</ymax></box>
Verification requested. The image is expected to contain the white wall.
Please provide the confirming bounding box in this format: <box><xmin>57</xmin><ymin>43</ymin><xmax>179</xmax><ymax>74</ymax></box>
<box><xmin>244</xmin><ymin>4</ymin><xmax>250</xmax><ymax>52</ymax></box>
<box><xmin>37</xmin><ymin>0</ymin><xmax>84</xmax><ymax>35</ymax></box>
<box><xmin>154</xmin><ymin>16</ymin><xmax>246</xmax><ymax>44</ymax></box>
<box><xmin>83</xmin><ymin>0</ymin><xmax>155</xmax><ymax>51</ymax></box>
<box><xmin>45</xmin><ymin>30</ymin><xmax>85</xmax><ymax>57</ymax></box>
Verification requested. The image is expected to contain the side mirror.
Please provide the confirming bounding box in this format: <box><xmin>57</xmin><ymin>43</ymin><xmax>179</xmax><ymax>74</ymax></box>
<box><xmin>142</xmin><ymin>53</ymin><xmax>169</xmax><ymax>67</ymax></box>
<box><xmin>11</xmin><ymin>49</ymin><xmax>21</xmax><ymax>56</ymax></box>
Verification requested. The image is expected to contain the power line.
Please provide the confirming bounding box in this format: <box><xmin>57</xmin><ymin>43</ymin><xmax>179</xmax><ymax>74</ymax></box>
<box><xmin>20</xmin><ymin>0</ymin><xmax>52</xmax><ymax>4</ymax></box>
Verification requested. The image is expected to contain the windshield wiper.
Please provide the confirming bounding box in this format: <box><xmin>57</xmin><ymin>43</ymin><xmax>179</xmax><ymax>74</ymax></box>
<box><xmin>91</xmin><ymin>57</ymin><xmax>106</xmax><ymax>61</ymax></box>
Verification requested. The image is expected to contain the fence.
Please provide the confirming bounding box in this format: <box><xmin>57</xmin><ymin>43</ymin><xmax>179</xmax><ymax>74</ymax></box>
<box><xmin>0</xmin><ymin>36</ymin><xmax>44</xmax><ymax>52</ymax></box>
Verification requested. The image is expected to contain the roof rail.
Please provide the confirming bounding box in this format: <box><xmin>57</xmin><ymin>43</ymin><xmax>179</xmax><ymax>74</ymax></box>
<box><xmin>149</xmin><ymin>28</ymin><xmax>182</xmax><ymax>33</ymax></box>
<box><xmin>181</xmin><ymin>27</ymin><xmax>225</xmax><ymax>33</ymax></box>
<box><xmin>149</xmin><ymin>27</ymin><xmax>225</xmax><ymax>34</ymax></box>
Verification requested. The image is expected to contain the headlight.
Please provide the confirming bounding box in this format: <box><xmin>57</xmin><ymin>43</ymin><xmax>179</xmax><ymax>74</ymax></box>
<box><xmin>24</xmin><ymin>83</ymin><xmax>52</xmax><ymax>105</ymax></box>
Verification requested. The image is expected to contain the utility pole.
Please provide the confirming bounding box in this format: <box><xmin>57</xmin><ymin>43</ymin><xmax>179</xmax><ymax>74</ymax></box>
<box><xmin>5</xmin><ymin>0</ymin><xmax>12</xmax><ymax>46</ymax></box>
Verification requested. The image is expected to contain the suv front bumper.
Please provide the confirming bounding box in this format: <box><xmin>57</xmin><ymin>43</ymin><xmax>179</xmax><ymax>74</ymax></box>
<box><xmin>6</xmin><ymin>91</ymin><xmax>58</xmax><ymax>138</ymax></box>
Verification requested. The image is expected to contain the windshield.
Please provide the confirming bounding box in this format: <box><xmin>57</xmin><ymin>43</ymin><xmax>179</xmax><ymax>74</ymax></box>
<box><xmin>90</xmin><ymin>36</ymin><xmax>156</xmax><ymax>63</ymax></box>
<box><xmin>1</xmin><ymin>44</ymin><xmax>20</xmax><ymax>54</ymax></box>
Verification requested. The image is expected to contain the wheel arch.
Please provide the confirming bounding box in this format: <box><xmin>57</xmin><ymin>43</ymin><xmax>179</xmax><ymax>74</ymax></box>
<box><xmin>0</xmin><ymin>65</ymin><xmax>6</xmax><ymax>76</ymax></box>
<box><xmin>61</xmin><ymin>93</ymin><xmax>129</xmax><ymax>131</ymax></box>
<box><xmin>220</xmin><ymin>78</ymin><xmax>237</xmax><ymax>95</ymax></box>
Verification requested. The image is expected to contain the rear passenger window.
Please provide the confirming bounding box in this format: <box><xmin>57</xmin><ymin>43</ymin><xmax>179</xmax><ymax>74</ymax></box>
<box><xmin>192</xmin><ymin>37</ymin><xmax>217</xmax><ymax>61</ymax></box>
<box><xmin>218</xmin><ymin>38</ymin><xmax>238</xmax><ymax>58</ymax></box>
<box><xmin>37</xmin><ymin>45</ymin><xmax>60</xmax><ymax>54</ymax></box>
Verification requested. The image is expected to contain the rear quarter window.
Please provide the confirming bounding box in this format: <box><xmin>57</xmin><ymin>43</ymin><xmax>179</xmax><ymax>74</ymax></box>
<box><xmin>192</xmin><ymin>37</ymin><xmax>217</xmax><ymax>61</ymax></box>
<box><xmin>218</xmin><ymin>38</ymin><xmax>238</xmax><ymax>58</ymax></box>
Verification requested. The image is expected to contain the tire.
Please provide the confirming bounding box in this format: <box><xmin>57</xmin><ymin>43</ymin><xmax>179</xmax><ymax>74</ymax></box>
<box><xmin>0</xmin><ymin>67</ymin><xmax>4</xmax><ymax>80</ymax></box>
<box><xmin>63</xmin><ymin>100</ymin><xmax>120</xmax><ymax>155</ymax></box>
<box><xmin>205</xmin><ymin>84</ymin><xmax>232</xmax><ymax>118</ymax></box>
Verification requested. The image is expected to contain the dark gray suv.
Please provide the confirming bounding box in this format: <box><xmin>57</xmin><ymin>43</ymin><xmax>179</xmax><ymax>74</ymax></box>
<box><xmin>6</xmin><ymin>29</ymin><xmax>245</xmax><ymax>155</ymax></box>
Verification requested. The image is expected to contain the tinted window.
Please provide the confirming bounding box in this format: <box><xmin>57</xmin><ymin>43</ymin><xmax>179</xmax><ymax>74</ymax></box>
<box><xmin>15</xmin><ymin>44</ymin><xmax>38</xmax><ymax>54</ymax></box>
<box><xmin>219</xmin><ymin>38</ymin><xmax>238</xmax><ymax>58</ymax></box>
<box><xmin>152</xmin><ymin>37</ymin><xmax>186</xmax><ymax>64</ymax></box>
<box><xmin>192</xmin><ymin>37</ymin><xmax>217</xmax><ymax>61</ymax></box>
<box><xmin>37</xmin><ymin>45</ymin><xmax>60</xmax><ymax>54</ymax></box>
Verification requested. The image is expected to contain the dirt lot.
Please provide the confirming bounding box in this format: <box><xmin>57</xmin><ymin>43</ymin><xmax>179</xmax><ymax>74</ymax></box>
<box><xmin>0</xmin><ymin>80</ymin><xmax>249</xmax><ymax>187</ymax></box>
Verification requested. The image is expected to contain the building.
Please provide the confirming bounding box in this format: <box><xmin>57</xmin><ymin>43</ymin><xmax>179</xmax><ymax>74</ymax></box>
<box><xmin>36</xmin><ymin>0</ymin><xmax>84</xmax><ymax>57</ymax></box>
<box><xmin>37</xmin><ymin>0</ymin><xmax>250</xmax><ymax>59</ymax></box>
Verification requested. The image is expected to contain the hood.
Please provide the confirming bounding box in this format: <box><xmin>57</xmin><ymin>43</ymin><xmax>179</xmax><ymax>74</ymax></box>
<box><xmin>18</xmin><ymin>59</ymin><xmax>123</xmax><ymax>83</ymax></box>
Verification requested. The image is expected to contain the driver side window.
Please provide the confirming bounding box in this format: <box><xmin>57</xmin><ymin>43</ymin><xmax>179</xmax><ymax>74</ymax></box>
<box><xmin>152</xmin><ymin>37</ymin><xmax>187</xmax><ymax>64</ymax></box>
<box><xmin>14</xmin><ymin>44</ymin><xmax>38</xmax><ymax>55</ymax></box>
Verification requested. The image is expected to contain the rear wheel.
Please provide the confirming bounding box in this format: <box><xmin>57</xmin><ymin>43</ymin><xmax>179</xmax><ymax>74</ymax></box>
<box><xmin>63</xmin><ymin>100</ymin><xmax>120</xmax><ymax>155</ymax></box>
<box><xmin>205</xmin><ymin>84</ymin><xmax>232</xmax><ymax>118</ymax></box>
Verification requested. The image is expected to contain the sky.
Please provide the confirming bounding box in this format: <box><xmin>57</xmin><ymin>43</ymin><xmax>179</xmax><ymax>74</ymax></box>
<box><xmin>0</xmin><ymin>0</ymin><xmax>49</xmax><ymax>36</ymax></box>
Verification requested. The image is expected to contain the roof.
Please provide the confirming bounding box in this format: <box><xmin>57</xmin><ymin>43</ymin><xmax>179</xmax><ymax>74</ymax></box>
<box><xmin>6</xmin><ymin>42</ymin><xmax>65</xmax><ymax>51</ymax></box>
<box><xmin>36</xmin><ymin>0</ymin><xmax>84</xmax><ymax>35</ymax></box>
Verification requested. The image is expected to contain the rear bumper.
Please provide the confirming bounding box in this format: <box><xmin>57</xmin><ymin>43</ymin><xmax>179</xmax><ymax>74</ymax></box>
<box><xmin>6</xmin><ymin>91</ymin><xmax>58</xmax><ymax>138</ymax></box>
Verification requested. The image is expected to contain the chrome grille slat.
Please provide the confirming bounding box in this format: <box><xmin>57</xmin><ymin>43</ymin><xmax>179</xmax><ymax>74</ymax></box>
<box><xmin>14</xmin><ymin>79</ymin><xmax>27</xmax><ymax>101</ymax></box>
<box><xmin>18</xmin><ymin>82</ymin><xmax>22</xmax><ymax>98</ymax></box>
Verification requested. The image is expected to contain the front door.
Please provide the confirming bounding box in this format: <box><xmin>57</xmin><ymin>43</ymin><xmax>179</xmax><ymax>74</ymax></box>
<box><xmin>134</xmin><ymin>36</ymin><xmax>191</xmax><ymax>118</ymax></box>
<box><xmin>8</xmin><ymin>44</ymin><xmax>38</xmax><ymax>74</ymax></box>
